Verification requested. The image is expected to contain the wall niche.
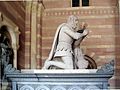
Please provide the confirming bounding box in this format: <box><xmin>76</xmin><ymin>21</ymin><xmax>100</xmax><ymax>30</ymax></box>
<box><xmin>0</xmin><ymin>12</ymin><xmax>20</xmax><ymax>68</ymax></box>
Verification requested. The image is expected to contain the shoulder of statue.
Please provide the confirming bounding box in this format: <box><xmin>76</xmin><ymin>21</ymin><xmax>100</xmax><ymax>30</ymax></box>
<box><xmin>61</xmin><ymin>23</ymin><xmax>73</xmax><ymax>31</ymax></box>
<box><xmin>60</xmin><ymin>24</ymin><xmax>69</xmax><ymax>30</ymax></box>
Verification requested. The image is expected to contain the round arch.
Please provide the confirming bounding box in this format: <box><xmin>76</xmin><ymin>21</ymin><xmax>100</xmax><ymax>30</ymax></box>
<box><xmin>0</xmin><ymin>13</ymin><xmax>20</xmax><ymax>68</ymax></box>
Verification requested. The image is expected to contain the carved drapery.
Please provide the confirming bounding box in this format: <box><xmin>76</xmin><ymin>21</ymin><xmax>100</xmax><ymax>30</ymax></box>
<box><xmin>19</xmin><ymin>85</ymin><xmax>100</xmax><ymax>90</ymax></box>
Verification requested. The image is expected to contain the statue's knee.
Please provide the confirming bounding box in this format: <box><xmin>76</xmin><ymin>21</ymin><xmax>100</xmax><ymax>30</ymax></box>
<box><xmin>65</xmin><ymin>65</ymin><xmax>73</xmax><ymax>69</ymax></box>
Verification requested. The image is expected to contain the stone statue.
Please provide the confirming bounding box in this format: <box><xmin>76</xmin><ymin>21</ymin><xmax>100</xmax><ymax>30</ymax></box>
<box><xmin>73</xmin><ymin>22</ymin><xmax>89</xmax><ymax>69</ymax></box>
<box><xmin>0</xmin><ymin>34</ymin><xmax>11</xmax><ymax>67</ymax></box>
<box><xmin>42</xmin><ymin>15</ymin><xmax>89</xmax><ymax>69</ymax></box>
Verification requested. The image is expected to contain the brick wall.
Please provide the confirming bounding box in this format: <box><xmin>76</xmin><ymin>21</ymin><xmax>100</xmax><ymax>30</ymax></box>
<box><xmin>90</xmin><ymin>0</ymin><xmax>117</xmax><ymax>6</ymax></box>
<box><xmin>43</xmin><ymin>0</ymin><xmax>71</xmax><ymax>9</ymax></box>
<box><xmin>42</xmin><ymin>0</ymin><xmax>117</xmax><ymax>9</ymax></box>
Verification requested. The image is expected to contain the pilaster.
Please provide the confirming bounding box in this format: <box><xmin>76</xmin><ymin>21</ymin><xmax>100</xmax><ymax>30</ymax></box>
<box><xmin>25</xmin><ymin>1</ymin><xmax>44</xmax><ymax>69</ymax></box>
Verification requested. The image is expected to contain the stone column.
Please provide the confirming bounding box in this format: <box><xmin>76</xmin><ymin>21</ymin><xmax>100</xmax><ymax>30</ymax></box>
<box><xmin>12</xmin><ymin>27</ymin><xmax>20</xmax><ymax>68</ymax></box>
<box><xmin>25</xmin><ymin>1</ymin><xmax>32</xmax><ymax>69</ymax></box>
<box><xmin>36</xmin><ymin>1</ymin><xmax>44</xmax><ymax>69</ymax></box>
<box><xmin>30</xmin><ymin>1</ymin><xmax>38</xmax><ymax>69</ymax></box>
<box><xmin>25</xmin><ymin>1</ymin><xmax>44</xmax><ymax>69</ymax></box>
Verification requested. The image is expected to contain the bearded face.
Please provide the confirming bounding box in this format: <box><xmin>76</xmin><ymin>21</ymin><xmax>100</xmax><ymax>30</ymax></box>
<box><xmin>73</xmin><ymin>18</ymin><xmax>79</xmax><ymax>29</ymax></box>
<box><xmin>67</xmin><ymin>15</ymin><xmax>79</xmax><ymax>30</ymax></box>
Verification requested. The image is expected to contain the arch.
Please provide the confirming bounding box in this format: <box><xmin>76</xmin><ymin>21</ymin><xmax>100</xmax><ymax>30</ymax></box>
<box><xmin>7</xmin><ymin>26</ymin><xmax>19</xmax><ymax>69</ymax></box>
<box><xmin>0</xmin><ymin>25</ymin><xmax>13</xmax><ymax>65</ymax></box>
<box><xmin>0</xmin><ymin>13</ymin><xmax>20</xmax><ymax>68</ymax></box>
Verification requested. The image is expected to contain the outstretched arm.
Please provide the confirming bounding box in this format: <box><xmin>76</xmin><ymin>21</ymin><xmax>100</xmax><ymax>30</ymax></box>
<box><xmin>63</xmin><ymin>26</ymin><xmax>84</xmax><ymax>40</ymax></box>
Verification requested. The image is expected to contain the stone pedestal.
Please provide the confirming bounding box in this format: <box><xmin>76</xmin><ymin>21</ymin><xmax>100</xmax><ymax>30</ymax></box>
<box><xmin>6</xmin><ymin>70</ymin><xmax>113</xmax><ymax>90</ymax></box>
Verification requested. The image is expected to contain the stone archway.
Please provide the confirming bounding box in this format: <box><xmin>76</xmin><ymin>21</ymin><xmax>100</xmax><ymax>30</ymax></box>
<box><xmin>0</xmin><ymin>13</ymin><xmax>20</xmax><ymax>68</ymax></box>
<box><xmin>6</xmin><ymin>26</ymin><xmax>20</xmax><ymax>68</ymax></box>
<box><xmin>0</xmin><ymin>25</ymin><xmax>13</xmax><ymax>65</ymax></box>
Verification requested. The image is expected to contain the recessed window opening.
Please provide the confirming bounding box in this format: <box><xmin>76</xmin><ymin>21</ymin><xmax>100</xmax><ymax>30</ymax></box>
<box><xmin>72</xmin><ymin>0</ymin><xmax>79</xmax><ymax>7</ymax></box>
<box><xmin>82</xmin><ymin>0</ymin><xmax>89</xmax><ymax>6</ymax></box>
<box><xmin>72</xmin><ymin>0</ymin><xmax>89</xmax><ymax>7</ymax></box>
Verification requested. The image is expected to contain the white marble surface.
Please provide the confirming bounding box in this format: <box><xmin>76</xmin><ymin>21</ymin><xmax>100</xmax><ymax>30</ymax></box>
<box><xmin>21</xmin><ymin>69</ymin><xmax>97</xmax><ymax>74</ymax></box>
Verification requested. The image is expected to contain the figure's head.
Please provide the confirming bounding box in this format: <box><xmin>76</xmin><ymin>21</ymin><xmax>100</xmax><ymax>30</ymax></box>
<box><xmin>80</xmin><ymin>22</ymin><xmax>88</xmax><ymax>30</ymax></box>
<box><xmin>67</xmin><ymin>15</ymin><xmax>79</xmax><ymax>30</ymax></box>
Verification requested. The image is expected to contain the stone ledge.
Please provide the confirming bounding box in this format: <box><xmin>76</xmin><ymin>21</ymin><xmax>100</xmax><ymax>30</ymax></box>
<box><xmin>21</xmin><ymin>69</ymin><xmax>97</xmax><ymax>73</ymax></box>
<box><xmin>6</xmin><ymin>70</ymin><xmax>113</xmax><ymax>90</ymax></box>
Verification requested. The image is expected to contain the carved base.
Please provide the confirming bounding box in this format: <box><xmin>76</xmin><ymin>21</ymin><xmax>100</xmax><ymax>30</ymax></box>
<box><xmin>6</xmin><ymin>70</ymin><xmax>113</xmax><ymax>90</ymax></box>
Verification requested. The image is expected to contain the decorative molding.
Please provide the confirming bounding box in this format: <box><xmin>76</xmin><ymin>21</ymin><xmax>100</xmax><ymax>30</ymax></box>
<box><xmin>68</xmin><ymin>86</ymin><xmax>82</xmax><ymax>90</ymax></box>
<box><xmin>44</xmin><ymin>7</ymin><xmax>118</xmax><ymax>16</ymax></box>
<box><xmin>4</xmin><ymin>64</ymin><xmax>20</xmax><ymax>74</ymax></box>
<box><xmin>6</xmin><ymin>69</ymin><xmax>114</xmax><ymax>90</ymax></box>
<box><xmin>52</xmin><ymin>86</ymin><xmax>66</xmax><ymax>90</ymax></box>
<box><xmin>17</xmin><ymin>85</ymin><xmax>103</xmax><ymax>90</ymax></box>
<box><xmin>97</xmin><ymin>60</ymin><xmax>114</xmax><ymax>74</ymax></box>
<box><xmin>20</xmin><ymin>85</ymin><xmax>34</xmax><ymax>90</ymax></box>
<box><xmin>35</xmin><ymin>86</ymin><xmax>50</xmax><ymax>90</ymax></box>
<box><xmin>44</xmin><ymin>12</ymin><xmax>118</xmax><ymax>17</ymax></box>
<box><xmin>45</xmin><ymin>6</ymin><xmax>117</xmax><ymax>11</ymax></box>
<box><xmin>85</xmin><ymin>85</ymin><xmax>100</xmax><ymax>90</ymax></box>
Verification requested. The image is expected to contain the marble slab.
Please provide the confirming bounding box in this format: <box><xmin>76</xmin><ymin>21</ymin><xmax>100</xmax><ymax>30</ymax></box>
<box><xmin>21</xmin><ymin>69</ymin><xmax>98</xmax><ymax>74</ymax></box>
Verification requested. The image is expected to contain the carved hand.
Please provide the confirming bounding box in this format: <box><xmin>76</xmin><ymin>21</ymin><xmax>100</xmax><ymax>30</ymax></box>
<box><xmin>83</xmin><ymin>29</ymin><xmax>89</xmax><ymax>36</ymax></box>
